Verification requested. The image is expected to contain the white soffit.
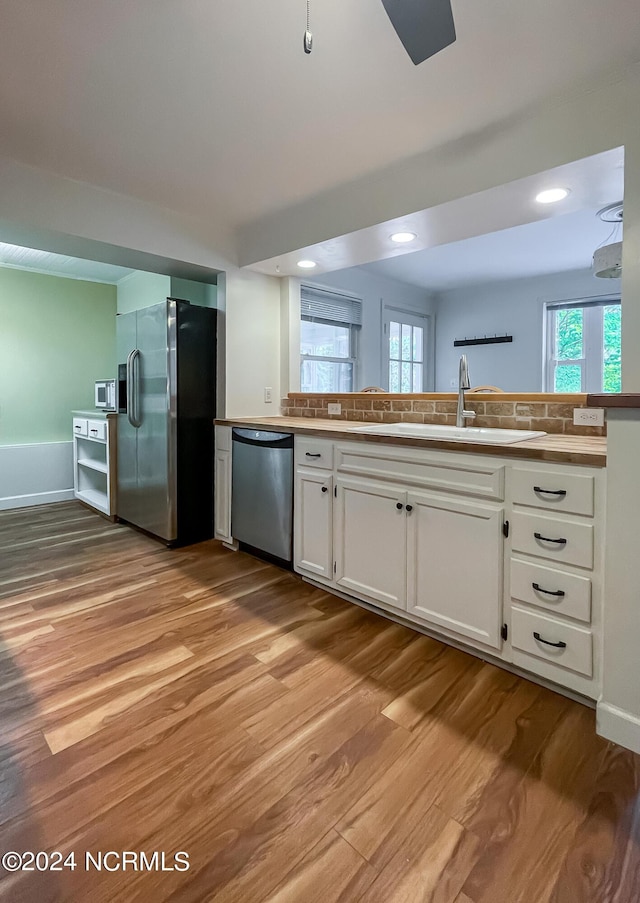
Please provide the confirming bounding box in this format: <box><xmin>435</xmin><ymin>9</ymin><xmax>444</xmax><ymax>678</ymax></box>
<box><xmin>248</xmin><ymin>147</ymin><xmax>624</xmax><ymax>282</ymax></box>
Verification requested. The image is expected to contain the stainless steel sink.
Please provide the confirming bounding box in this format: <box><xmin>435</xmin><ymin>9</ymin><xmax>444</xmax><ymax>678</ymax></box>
<box><xmin>347</xmin><ymin>422</ymin><xmax>546</xmax><ymax>444</ymax></box>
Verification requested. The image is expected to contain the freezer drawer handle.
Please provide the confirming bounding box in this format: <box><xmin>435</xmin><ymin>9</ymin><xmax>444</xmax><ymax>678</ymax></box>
<box><xmin>534</xmin><ymin>532</ymin><xmax>567</xmax><ymax>545</ymax></box>
<box><xmin>532</xmin><ymin>582</ymin><xmax>565</xmax><ymax>598</ymax></box>
<box><xmin>533</xmin><ymin>486</ymin><xmax>567</xmax><ymax>497</ymax></box>
<box><xmin>305</xmin><ymin>452</ymin><xmax>322</xmax><ymax>458</ymax></box>
<box><xmin>533</xmin><ymin>631</ymin><xmax>567</xmax><ymax>649</ymax></box>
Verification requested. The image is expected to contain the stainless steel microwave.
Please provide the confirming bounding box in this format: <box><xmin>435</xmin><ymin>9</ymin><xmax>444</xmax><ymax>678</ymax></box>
<box><xmin>95</xmin><ymin>379</ymin><xmax>116</xmax><ymax>410</ymax></box>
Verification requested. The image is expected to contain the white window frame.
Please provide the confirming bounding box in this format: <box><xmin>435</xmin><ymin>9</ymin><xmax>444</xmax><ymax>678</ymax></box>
<box><xmin>544</xmin><ymin>295</ymin><xmax>621</xmax><ymax>393</ymax></box>
<box><xmin>300</xmin><ymin>284</ymin><xmax>362</xmax><ymax>392</ymax></box>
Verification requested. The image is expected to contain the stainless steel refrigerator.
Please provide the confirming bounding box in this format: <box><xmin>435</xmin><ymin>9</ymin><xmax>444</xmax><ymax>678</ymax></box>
<box><xmin>116</xmin><ymin>298</ymin><xmax>216</xmax><ymax>545</ymax></box>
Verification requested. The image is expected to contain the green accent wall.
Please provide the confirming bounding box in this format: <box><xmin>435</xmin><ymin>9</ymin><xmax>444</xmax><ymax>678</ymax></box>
<box><xmin>0</xmin><ymin>268</ymin><xmax>117</xmax><ymax>444</ymax></box>
<box><xmin>117</xmin><ymin>271</ymin><xmax>171</xmax><ymax>314</ymax></box>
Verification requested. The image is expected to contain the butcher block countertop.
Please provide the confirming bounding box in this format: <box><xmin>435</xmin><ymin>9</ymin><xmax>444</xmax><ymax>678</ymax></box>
<box><xmin>216</xmin><ymin>417</ymin><xmax>607</xmax><ymax>467</ymax></box>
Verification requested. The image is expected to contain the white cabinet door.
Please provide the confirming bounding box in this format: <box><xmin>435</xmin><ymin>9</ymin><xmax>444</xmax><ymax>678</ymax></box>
<box><xmin>294</xmin><ymin>468</ymin><xmax>333</xmax><ymax>579</ymax></box>
<box><xmin>214</xmin><ymin>449</ymin><xmax>232</xmax><ymax>542</ymax></box>
<box><xmin>334</xmin><ymin>478</ymin><xmax>407</xmax><ymax>610</ymax></box>
<box><xmin>406</xmin><ymin>490</ymin><xmax>504</xmax><ymax>649</ymax></box>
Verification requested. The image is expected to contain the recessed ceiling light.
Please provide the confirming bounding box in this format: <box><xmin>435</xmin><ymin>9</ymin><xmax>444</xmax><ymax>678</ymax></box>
<box><xmin>390</xmin><ymin>231</ymin><xmax>418</xmax><ymax>243</ymax></box>
<box><xmin>535</xmin><ymin>188</ymin><xmax>570</xmax><ymax>204</ymax></box>
<box><xmin>297</xmin><ymin>259</ymin><xmax>317</xmax><ymax>269</ymax></box>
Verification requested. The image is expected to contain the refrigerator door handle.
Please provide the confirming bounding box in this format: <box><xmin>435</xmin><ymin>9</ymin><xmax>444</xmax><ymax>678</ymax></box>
<box><xmin>127</xmin><ymin>349</ymin><xmax>142</xmax><ymax>428</ymax></box>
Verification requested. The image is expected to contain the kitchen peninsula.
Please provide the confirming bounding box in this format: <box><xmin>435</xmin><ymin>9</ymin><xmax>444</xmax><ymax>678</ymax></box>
<box><xmin>217</xmin><ymin>390</ymin><xmax>607</xmax><ymax>708</ymax></box>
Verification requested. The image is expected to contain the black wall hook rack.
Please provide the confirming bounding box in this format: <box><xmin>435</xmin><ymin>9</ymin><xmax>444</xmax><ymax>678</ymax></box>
<box><xmin>454</xmin><ymin>334</ymin><xmax>513</xmax><ymax>347</ymax></box>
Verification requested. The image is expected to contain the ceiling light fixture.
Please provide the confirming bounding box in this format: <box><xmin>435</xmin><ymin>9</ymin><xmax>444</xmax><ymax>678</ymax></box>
<box><xmin>297</xmin><ymin>259</ymin><xmax>317</xmax><ymax>269</ymax></box>
<box><xmin>535</xmin><ymin>188</ymin><xmax>570</xmax><ymax>205</ymax></box>
<box><xmin>390</xmin><ymin>231</ymin><xmax>417</xmax><ymax>243</ymax></box>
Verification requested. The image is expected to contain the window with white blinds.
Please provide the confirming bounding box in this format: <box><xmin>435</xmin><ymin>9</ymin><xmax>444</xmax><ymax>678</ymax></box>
<box><xmin>300</xmin><ymin>286</ymin><xmax>362</xmax><ymax>393</ymax></box>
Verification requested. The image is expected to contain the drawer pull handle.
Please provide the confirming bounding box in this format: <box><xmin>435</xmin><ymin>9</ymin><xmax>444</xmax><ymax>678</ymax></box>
<box><xmin>532</xmin><ymin>582</ymin><xmax>565</xmax><ymax>598</ymax></box>
<box><xmin>321</xmin><ymin>486</ymin><xmax>328</xmax><ymax>493</ymax></box>
<box><xmin>533</xmin><ymin>486</ymin><xmax>567</xmax><ymax>497</ymax></box>
<box><xmin>533</xmin><ymin>631</ymin><xmax>567</xmax><ymax>649</ymax></box>
<box><xmin>396</xmin><ymin>502</ymin><xmax>403</xmax><ymax>510</ymax></box>
<box><xmin>305</xmin><ymin>452</ymin><xmax>322</xmax><ymax>458</ymax></box>
<box><xmin>534</xmin><ymin>532</ymin><xmax>567</xmax><ymax>545</ymax></box>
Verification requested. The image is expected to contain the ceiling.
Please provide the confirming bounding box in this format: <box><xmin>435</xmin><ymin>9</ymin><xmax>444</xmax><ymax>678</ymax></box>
<box><xmin>359</xmin><ymin>207</ymin><xmax>624</xmax><ymax>292</ymax></box>
<box><xmin>0</xmin><ymin>1</ymin><xmax>638</xmax><ymax>235</ymax></box>
<box><xmin>0</xmin><ymin>242</ymin><xmax>134</xmax><ymax>283</ymax></box>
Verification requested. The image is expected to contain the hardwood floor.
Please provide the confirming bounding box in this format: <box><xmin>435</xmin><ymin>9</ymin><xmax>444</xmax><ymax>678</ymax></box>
<box><xmin>0</xmin><ymin>501</ymin><xmax>638</xmax><ymax>902</ymax></box>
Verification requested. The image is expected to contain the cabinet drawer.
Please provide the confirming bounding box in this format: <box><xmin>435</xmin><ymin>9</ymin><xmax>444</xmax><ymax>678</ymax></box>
<box><xmin>511</xmin><ymin>511</ymin><xmax>593</xmax><ymax>569</ymax></box>
<box><xmin>335</xmin><ymin>444</ymin><xmax>504</xmax><ymax>501</ymax></box>
<box><xmin>511</xmin><ymin>467</ymin><xmax>594</xmax><ymax>517</ymax></box>
<box><xmin>511</xmin><ymin>605</ymin><xmax>593</xmax><ymax>677</ymax></box>
<box><xmin>510</xmin><ymin>558</ymin><xmax>591</xmax><ymax>623</ymax></box>
<box><xmin>73</xmin><ymin>417</ymin><xmax>88</xmax><ymax>437</ymax></box>
<box><xmin>295</xmin><ymin>438</ymin><xmax>334</xmax><ymax>470</ymax></box>
<box><xmin>87</xmin><ymin>420</ymin><xmax>107</xmax><ymax>442</ymax></box>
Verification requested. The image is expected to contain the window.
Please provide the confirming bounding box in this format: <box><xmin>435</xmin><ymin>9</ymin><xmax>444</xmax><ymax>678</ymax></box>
<box><xmin>545</xmin><ymin>298</ymin><xmax>621</xmax><ymax>393</ymax></box>
<box><xmin>300</xmin><ymin>286</ymin><xmax>361</xmax><ymax>393</ymax></box>
<box><xmin>384</xmin><ymin>310</ymin><xmax>428</xmax><ymax>392</ymax></box>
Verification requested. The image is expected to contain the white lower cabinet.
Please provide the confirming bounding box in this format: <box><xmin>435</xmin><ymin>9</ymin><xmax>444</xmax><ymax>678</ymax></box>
<box><xmin>214</xmin><ymin>427</ymin><xmax>234</xmax><ymax>543</ymax></box>
<box><xmin>406</xmin><ymin>491</ymin><xmax>504</xmax><ymax>649</ymax></box>
<box><xmin>214</xmin><ymin>448</ymin><xmax>232</xmax><ymax>542</ymax></box>
<box><xmin>294</xmin><ymin>469</ymin><xmax>333</xmax><ymax>579</ymax></box>
<box><xmin>290</xmin><ymin>436</ymin><xmax>605</xmax><ymax>700</ymax></box>
<box><xmin>334</xmin><ymin>478</ymin><xmax>407</xmax><ymax>609</ymax></box>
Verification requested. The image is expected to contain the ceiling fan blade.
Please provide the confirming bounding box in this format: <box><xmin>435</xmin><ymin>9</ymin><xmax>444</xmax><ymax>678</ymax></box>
<box><xmin>381</xmin><ymin>0</ymin><xmax>456</xmax><ymax>65</ymax></box>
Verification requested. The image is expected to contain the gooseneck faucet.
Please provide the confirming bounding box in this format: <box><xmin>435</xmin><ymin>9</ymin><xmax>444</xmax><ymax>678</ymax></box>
<box><xmin>456</xmin><ymin>354</ymin><xmax>476</xmax><ymax>428</ymax></box>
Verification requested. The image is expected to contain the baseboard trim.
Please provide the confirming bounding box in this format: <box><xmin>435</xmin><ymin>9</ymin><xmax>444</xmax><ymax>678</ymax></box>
<box><xmin>0</xmin><ymin>489</ymin><xmax>75</xmax><ymax>511</ymax></box>
<box><xmin>596</xmin><ymin>702</ymin><xmax>640</xmax><ymax>754</ymax></box>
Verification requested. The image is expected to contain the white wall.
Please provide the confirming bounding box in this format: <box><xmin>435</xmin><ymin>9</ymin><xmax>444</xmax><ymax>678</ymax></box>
<box><xmin>221</xmin><ymin>268</ymin><xmax>281</xmax><ymax>416</ymax></box>
<box><xmin>307</xmin><ymin>267</ymin><xmax>436</xmax><ymax>390</ymax></box>
<box><xmin>434</xmin><ymin>268</ymin><xmax>620</xmax><ymax>391</ymax></box>
<box><xmin>280</xmin><ymin>277</ymin><xmax>301</xmax><ymax>396</ymax></box>
<box><xmin>0</xmin><ymin>442</ymin><xmax>73</xmax><ymax>510</ymax></box>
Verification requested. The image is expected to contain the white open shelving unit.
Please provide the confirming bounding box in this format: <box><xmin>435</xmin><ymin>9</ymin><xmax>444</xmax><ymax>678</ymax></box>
<box><xmin>72</xmin><ymin>412</ymin><xmax>116</xmax><ymax>517</ymax></box>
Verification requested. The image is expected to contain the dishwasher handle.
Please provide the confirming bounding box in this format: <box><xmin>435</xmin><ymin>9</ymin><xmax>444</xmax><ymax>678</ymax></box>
<box><xmin>232</xmin><ymin>428</ymin><xmax>294</xmax><ymax>449</ymax></box>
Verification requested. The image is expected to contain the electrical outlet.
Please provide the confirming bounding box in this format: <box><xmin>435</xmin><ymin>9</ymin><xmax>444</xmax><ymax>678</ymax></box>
<box><xmin>327</xmin><ymin>403</ymin><xmax>342</xmax><ymax>415</ymax></box>
<box><xmin>264</xmin><ymin>387</ymin><xmax>273</xmax><ymax>403</ymax></box>
<box><xmin>573</xmin><ymin>407</ymin><xmax>605</xmax><ymax>427</ymax></box>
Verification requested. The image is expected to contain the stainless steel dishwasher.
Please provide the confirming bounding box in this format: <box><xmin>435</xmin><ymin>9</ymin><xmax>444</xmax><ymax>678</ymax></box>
<box><xmin>231</xmin><ymin>429</ymin><xmax>294</xmax><ymax>565</ymax></box>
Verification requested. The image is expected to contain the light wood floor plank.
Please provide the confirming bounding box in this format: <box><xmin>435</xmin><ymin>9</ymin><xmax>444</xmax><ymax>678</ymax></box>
<box><xmin>0</xmin><ymin>501</ymin><xmax>637</xmax><ymax>903</ymax></box>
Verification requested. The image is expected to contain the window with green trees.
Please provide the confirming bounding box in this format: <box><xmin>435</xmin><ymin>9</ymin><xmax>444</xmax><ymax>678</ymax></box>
<box><xmin>546</xmin><ymin>299</ymin><xmax>621</xmax><ymax>393</ymax></box>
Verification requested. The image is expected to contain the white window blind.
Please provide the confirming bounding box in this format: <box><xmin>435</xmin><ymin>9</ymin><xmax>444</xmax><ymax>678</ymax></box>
<box><xmin>300</xmin><ymin>285</ymin><xmax>362</xmax><ymax>326</ymax></box>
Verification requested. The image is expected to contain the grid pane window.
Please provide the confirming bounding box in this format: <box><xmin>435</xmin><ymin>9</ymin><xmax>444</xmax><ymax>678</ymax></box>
<box><xmin>603</xmin><ymin>305</ymin><xmax>622</xmax><ymax>393</ymax></box>
<box><xmin>388</xmin><ymin>319</ymin><xmax>426</xmax><ymax>393</ymax></box>
<box><xmin>546</xmin><ymin>299</ymin><xmax>621</xmax><ymax>394</ymax></box>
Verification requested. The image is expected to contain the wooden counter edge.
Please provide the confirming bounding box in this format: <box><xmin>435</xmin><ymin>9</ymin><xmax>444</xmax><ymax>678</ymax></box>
<box><xmin>587</xmin><ymin>394</ymin><xmax>640</xmax><ymax>408</ymax></box>
<box><xmin>215</xmin><ymin>418</ymin><xmax>606</xmax><ymax>467</ymax></box>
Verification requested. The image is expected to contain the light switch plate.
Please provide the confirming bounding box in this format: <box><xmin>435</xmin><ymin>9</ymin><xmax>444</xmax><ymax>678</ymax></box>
<box><xmin>328</xmin><ymin>403</ymin><xmax>342</xmax><ymax>415</ymax></box>
<box><xmin>573</xmin><ymin>407</ymin><xmax>604</xmax><ymax>427</ymax></box>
